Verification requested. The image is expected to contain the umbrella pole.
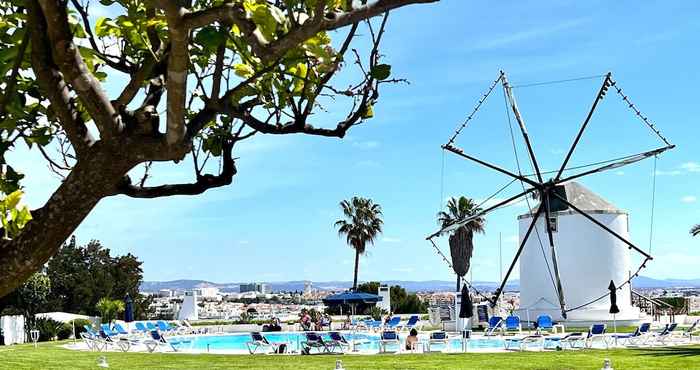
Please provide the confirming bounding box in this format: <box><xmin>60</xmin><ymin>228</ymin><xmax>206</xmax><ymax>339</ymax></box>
<box><xmin>613</xmin><ymin>314</ymin><xmax>617</xmax><ymax>347</ymax></box>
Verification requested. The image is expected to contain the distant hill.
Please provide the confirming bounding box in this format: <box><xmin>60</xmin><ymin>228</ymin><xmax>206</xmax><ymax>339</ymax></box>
<box><xmin>141</xmin><ymin>276</ymin><xmax>700</xmax><ymax>293</ymax></box>
<box><xmin>141</xmin><ymin>277</ymin><xmax>696</xmax><ymax>293</ymax></box>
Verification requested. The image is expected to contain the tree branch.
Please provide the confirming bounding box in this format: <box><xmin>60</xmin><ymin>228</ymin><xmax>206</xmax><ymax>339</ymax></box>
<box><xmin>38</xmin><ymin>0</ymin><xmax>123</xmax><ymax>139</ymax></box>
<box><xmin>116</xmin><ymin>140</ymin><xmax>237</xmax><ymax>198</ymax></box>
<box><xmin>27</xmin><ymin>0</ymin><xmax>95</xmax><ymax>153</ymax></box>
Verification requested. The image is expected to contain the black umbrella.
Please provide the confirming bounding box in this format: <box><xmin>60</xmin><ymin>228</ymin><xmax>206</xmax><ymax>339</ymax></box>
<box><xmin>124</xmin><ymin>293</ymin><xmax>134</xmax><ymax>322</ymax></box>
<box><xmin>608</xmin><ymin>280</ymin><xmax>619</xmax><ymax>314</ymax></box>
<box><xmin>459</xmin><ymin>284</ymin><xmax>473</xmax><ymax>318</ymax></box>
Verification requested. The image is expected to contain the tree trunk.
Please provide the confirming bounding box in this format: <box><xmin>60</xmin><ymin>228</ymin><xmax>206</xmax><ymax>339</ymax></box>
<box><xmin>0</xmin><ymin>150</ymin><xmax>134</xmax><ymax>297</ymax></box>
<box><xmin>352</xmin><ymin>248</ymin><xmax>360</xmax><ymax>291</ymax></box>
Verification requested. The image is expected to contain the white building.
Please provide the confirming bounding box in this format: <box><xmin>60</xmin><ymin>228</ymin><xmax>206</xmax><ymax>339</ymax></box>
<box><xmin>196</xmin><ymin>287</ymin><xmax>221</xmax><ymax>299</ymax></box>
<box><xmin>517</xmin><ymin>182</ymin><xmax>641</xmax><ymax>322</ymax></box>
<box><xmin>240</xmin><ymin>283</ymin><xmax>269</xmax><ymax>294</ymax></box>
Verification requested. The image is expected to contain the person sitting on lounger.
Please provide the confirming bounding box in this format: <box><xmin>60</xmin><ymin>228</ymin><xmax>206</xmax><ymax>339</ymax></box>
<box><xmin>300</xmin><ymin>311</ymin><xmax>312</xmax><ymax>331</ymax></box>
<box><xmin>405</xmin><ymin>328</ymin><xmax>419</xmax><ymax>351</ymax></box>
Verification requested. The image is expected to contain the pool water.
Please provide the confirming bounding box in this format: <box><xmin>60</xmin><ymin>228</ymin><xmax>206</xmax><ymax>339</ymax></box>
<box><xmin>169</xmin><ymin>332</ymin><xmax>566</xmax><ymax>353</ymax></box>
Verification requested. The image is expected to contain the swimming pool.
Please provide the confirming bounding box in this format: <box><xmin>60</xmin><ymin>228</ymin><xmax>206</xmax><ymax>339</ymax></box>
<box><xmin>169</xmin><ymin>332</ymin><xmax>564</xmax><ymax>353</ymax></box>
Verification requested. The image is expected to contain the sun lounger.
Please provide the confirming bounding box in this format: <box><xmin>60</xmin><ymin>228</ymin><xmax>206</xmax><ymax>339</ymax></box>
<box><xmin>112</xmin><ymin>323</ymin><xmax>131</xmax><ymax>336</ymax></box>
<box><xmin>428</xmin><ymin>331</ymin><xmax>448</xmax><ymax>352</ymax></box>
<box><xmin>146</xmin><ymin>322</ymin><xmax>158</xmax><ymax>332</ymax></box>
<box><xmin>98</xmin><ymin>329</ymin><xmax>133</xmax><ymax>352</ymax></box>
<box><xmin>327</xmin><ymin>331</ymin><xmax>351</xmax><ymax>353</ymax></box>
<box><xmin>385</xmin><ymin>316</ymin><xmax>401</xmax><ymax>330</ymax></box>
<box><xmin>652</xmin><ymin>323</ymin><xmax>678</xmax><ymax>345</ymax></box>
<box><xmin>143</xmin><ymin>330</ymin><xmax>177</xmax><ymax>353</ymax></box>
<box><xmin>535</xmin><ymin>315</ymin><xmax>554</xmax><ymax>333</ymax></box>
<box><xmin>301</xmin><ymin>332</ymin><xmax>331</xmax><ymax>354</ymax></box>
<box><xmin>379</xmin><ymin>330</ymin><xmax>400</xmax><ymax>353</ymax></box>
<box><xmin>398</xmin><ymin>315</ymin><xmax>420</xmax><ymax>331</ymax></box>
<box><xmin>246</xmin><ymin>332</ymin><xmax>281</xmax><ymax>354</ymax></box>
<box><xmin>81</xmin><ymin>326</ymin><xmax>104</xmax><ymax>351</ymax></box>
<box><xmin>546</xmin><ymin>332</ymin><xmax>585</xmax><ymax>349</ymax></box>
<box><xmin>504</xmin><ymin>334</ymin><xmax>544</xmax><ymax>351</ymax></box>
<box><xmin>505</xmin><ymin>315</ymin><xmax>522</xmax><ymax>333</ymax></box>
<box><xmin>586</xmin><ymin>324</ymin><xmax>607</xmax><ymax>348</ymax></box>
<box><xmin>134</xmin><ymin>322</ymin><xmax>149</xmax><ymax>334</ymax></box>
<box><xmin>100</xmin><ymin>324</ymin><xmax>119</xmax><ymax>337</ymax></box>
<box><xmin>680</xmin><ymin>320</ymin><xmax>699</xmax><ymax>343</ymax></box>
<box><xmin>485</xmin><ymin>316</ymin><xmax>503</xmax><ymax>336</ymax></box>
<box><xmin>614</xmin><ymin>323</ymin><xmax>651</xmax><ymax>346</ymax></box>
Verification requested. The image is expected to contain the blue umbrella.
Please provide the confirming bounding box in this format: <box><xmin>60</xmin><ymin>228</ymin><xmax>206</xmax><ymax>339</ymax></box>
<box><xmin>124</xmin><ymin>294</ymin><xmax>134</xmax><ymax>322</ymax></box>
<box><xmin>322</xmin><ymin>291</ymin><xmax>383</xmax><ymax>305</ymax></box>
<box><xmin>323</xmin><ymin>292</ymin><xmax>383</xmax><ymax>316</ymax></box>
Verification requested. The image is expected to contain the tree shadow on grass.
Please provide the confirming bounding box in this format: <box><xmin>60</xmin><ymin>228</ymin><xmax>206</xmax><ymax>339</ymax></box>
<box><xmin>634</xmin><ymin>345</ymin><xmax>700</xmax><ymax>358</ymax></box>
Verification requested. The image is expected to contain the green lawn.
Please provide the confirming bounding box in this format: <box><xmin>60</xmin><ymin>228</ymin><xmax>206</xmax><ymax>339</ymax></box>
<box><xmin>1</xmin><ymin>341</ymin><xmax>700</xmax><ymax>369</ymax></box>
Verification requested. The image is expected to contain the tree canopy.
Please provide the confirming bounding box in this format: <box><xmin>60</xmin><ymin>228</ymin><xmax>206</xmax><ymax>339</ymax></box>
<box><xmin>0</xmin><ymin>236</ymin><xmax>152</xmax><ymax>319</ymax></box>
<box><xmin>0</xmin><ymin>0</ymin><xmax>436</xmax><ymax>297</ymax></box>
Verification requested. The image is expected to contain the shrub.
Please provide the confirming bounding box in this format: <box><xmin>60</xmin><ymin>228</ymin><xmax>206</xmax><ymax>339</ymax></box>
<box><xmin>69</xmin><ymin>318</ymin><xmax>93</xmax><ymax>338</ymax></box>
<box><xmin>57</xmin><ymin>323</ymin><xmax>73</xmax><ymax>340</ymax></box>
<box><xmin>34</xmin><ymin>317</ymin><xmax>63</xmax><ymax>342</ymax></box>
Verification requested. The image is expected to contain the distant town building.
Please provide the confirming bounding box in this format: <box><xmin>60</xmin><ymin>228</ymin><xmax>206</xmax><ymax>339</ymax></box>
<box><xmin>303</xmin><ymin>281</ymin><xmax>313</xmax><ymax>295</ymax></box>
<box><xmin>196</xmin><ymin>286</ymin><xmax>221</xmax><ymax>298</ymax></box>
<box><xmin>158</xmin><ymin>289</ymin><xmax>173</xmax><ymax>298</ymax></box>
<box><xmin>240</xmin><ymin>283</ymin><xmax>269</xmax><ymax>294</ymax></box>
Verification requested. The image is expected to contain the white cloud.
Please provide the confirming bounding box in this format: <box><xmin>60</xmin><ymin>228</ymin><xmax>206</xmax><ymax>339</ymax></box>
<box><xmin>614</xmin><ymin>171</ymin><xmax>625</xmax><ymax>176</ymax></box>
<box><xmin>470</xmin><ymin>18</ymin><xmax>589</xmax><ymax>51</ymax></box>
<box><xmin>352</xmin><ymin>140</ymin><xmax>380</xmax><ymax>150</ymax></box>
<box><xmin>655</xmin><ymin>169</ymin><xmax>682</xmax><ymax>176</ymax></box>
<box><xmin>681</xmin><ymin>196</ymin><xmax>697</xmax><ymax>204</ymax></box>
<box><xmin>382</xmin><ymin>237</ymin><xmax>401</xmax><ymax>243</ymax></box>
<box><xmin>681</xmin><ymin>162</ymin><xmax>700</xmax><ymax>173</ymax></box>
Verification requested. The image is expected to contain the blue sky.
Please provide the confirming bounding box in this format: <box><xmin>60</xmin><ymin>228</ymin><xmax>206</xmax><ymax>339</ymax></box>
<box><xmin>10</xmin><ymin>1</ymin><xmax>700</xmax><ymax>283</ymax></box>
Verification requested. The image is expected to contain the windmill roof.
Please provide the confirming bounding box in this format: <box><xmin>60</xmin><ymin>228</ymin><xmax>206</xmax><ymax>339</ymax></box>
<box><xmin>518</xmin><ymin>181</ymin><xmax>626</xmax><ymax>219</ymax></box>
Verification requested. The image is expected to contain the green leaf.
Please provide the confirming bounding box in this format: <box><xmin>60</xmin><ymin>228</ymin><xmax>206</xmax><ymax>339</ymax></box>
<box><xmin>5</xmin><ymin>190</ymin><xmax>23</xmax><ymax>210</ymax></box>
<box><xmin>194</xmin><ymin>26</ymin><xmax>225</xmax><ymax>50</ymax></box>
<box><xmin>370</xmin><ymin>64</ymin><xmax>391</xmax><ymax>80</ymax></box>
<box><xmin>362</xmin><ymin>104</ymin><xmax>374</xmax><ymax>119</ymax></box>
<box><xmin>234</xmin><ymin>63</ymin><xmax>255</xmax><ymax>78</ymax></box>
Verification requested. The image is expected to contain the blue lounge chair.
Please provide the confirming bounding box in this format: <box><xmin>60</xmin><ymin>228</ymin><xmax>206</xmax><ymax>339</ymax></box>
<box><xmin>156</xmin><ymin>320</ymin><xmax>177</xmax><ymax>333</ymax></box>
<box><xmin>505</xmin><ymin>315</ymin><xmax>522</xmax><ymax>333</ymax></box>
<box><xmin>327</xmin><ymin>331</ymin><xmax>350</xmax><ymax>353</ymax></box>
<box><xmin>112</xmin><ymin>323</ymin><xmax>130</xmax><ymax>336</ymax></box>
<box><xmin>385</xmin><ymin>316</ymin><xmax>401</xmax><ymax>329</ymax></box>
<box><xmin>428</xmin><ymin>331</ymin><xmax>448</xmax><ymax>352</ymax></box>
<box><xmin>399</xmin><ymin>315</ymin><xmax>420</xmax><ymax>331</ymax></box>
<box><xmin>246</xmin><ymin>332</ymin><xmax>280</xmax><ymax>354</ymax></box>
<box><xmin>379</xmin><ymin>330</ymin><xmax>400</xmax><ymax>353</ymax></box>
<box><xmin>504</xmin><ymin>334</ymin><xmax>544</xmax><ymax>351</ymax></box>
<box><xmin>134</xmin><ymin>322</ymin><xmax>149</xmax><ymax>333</ymax></box>
<box><xmin>546</xmin><ymin>332</ymin><xmax>585</xmax><ymax>349</ymax></box>
<box><xmin>681</xmin><ymin>320</ymin><xmax>699</xmax><ymax>343</ymax></box>
<box><xmin>144</xmin><ymin>330</ymin><xmax>177</xmax><ymax>353</ymax></box>
<box><xmin>98</xmin><ymin>329</ymin><xmax>132</xmax><ymax>352</ymax></box>
<box><xmin>486</xmin><ymin>316</ymin><xmax>503</xmax><ymax>336</ymax></box>
<box><xmin>301</xmin><ymin>332</ymin><xmax>330</xmax><ymax>354</ymax></box>
<box><xmin>81</xmin><ymin>326</ymin><xmax>104</xmax><ymax>351</ymax></box>
<box><xmin>146</xmin><ymin>322</ymin><xmax>158</xmax><ymax>331</ymax></box>
<box><xmin>536</xmin><ymin>315</ymin><xmax>554</xmax><ymax>333</ymax></box>
<box><xmin>614</xmin><ymin>323</ymin><xmax>651</xmax><ymax>346</ymax></box>
<box><xmin>586</xmin><ymin>324</ymin><xmax>607</xmax><ymax>348</ymax></box>
<box><xmin>100</xmin><ymin>323</ymin><xmax>119</xmax><ymax>337</ymax></box>
<box><xmin>652</xmin><ymin>323</ymin><xmax>678</xmax><ymax>345</ymax></box>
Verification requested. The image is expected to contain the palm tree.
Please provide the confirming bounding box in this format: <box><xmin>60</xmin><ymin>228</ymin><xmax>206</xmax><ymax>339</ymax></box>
<box><xmin>334</xmin><ymin>197</ymin><xmax>383</xmax><ymax>291</ymax></box>
<box><xmin>691</xmin><ymin>224</ymin><xmax>700</xmax><ymax>237</ymax></box>
<box><xmin>437</xmin><ymin>197</ymin><xmax>485</xmax><ymax>291</ymax></box>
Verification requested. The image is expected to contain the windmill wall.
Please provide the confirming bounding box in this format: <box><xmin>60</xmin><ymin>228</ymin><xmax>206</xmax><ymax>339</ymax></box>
<box><xmin>517</xmin><ymin>210</ymin><xmax>641</xmax><ymax>322</ymax></box>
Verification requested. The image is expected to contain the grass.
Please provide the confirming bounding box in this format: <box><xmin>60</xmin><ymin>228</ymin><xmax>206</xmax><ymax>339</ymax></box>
<box><xmin>2</xmin><ymin>341</ymin><xmax>700</xmax><ymax>369</ymax></box>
